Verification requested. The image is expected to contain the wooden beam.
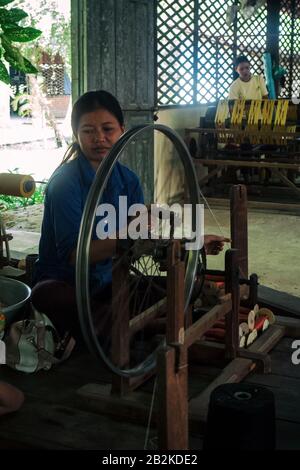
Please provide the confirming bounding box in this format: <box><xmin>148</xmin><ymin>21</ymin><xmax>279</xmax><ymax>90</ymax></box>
<box><xmin>157</xmin><ymin>345</ymin><xmax>188</xmax><ymax>450</ymax></box>
<box><xmin>111</xmin><ymin>261</ymin><xmax>130</xmax><ymax>395</ymax></box>
<box><xmin>185</xmin><ymin>127</ymin><xmax>300</xmax><ymax>139</ymax></box>
<box><xmin>198</xmin><ymin>166</ymin><xmax>224</xmax><ymax>186</ymax></box>
<box><xmin>189</xmin><ymin>357</ymin><xmax>254</xmax><ymax>422</ymax></box>
<box><xmin>166</xmin><ymin>242</ymin><xmax>185</xmax><ymax>344</ymax></box>
<box><xmin>185</xmin><ymin>299</ymin><xmax>232</xmax><ymax>349</ymax></box>
<box><xmin>230</xmin><ymin>185</ymin><xmax>248</xmax><ymax>279</ymax></box>
<box><xmin>272</xmin><ymin>168</ymin><xmax>300</xmax><ymax>198</ymax></box>
<box><xmin>194</xmin><ymin>159</ymin><xmax>300</xmax><ymax>170</ymax></box>
<box><xmin>129</xmin><ymin>298</ymin><xmax>166</xmax><ymax>337</ymax></box>
<box><xmin>189</xmin><ymin>325</ymin><xmax>285</xmax><ymax>422</ymax></box>
<box><xmin>202</xmin><ymin>197</ymin><xmax>300</xmax><ymax>214</ymax></box>
<box><xmin>276</xmin><ymin>316</ymin><xmax>300</xmax><ymax>337</ymax></box>
<box><xmin>225</xmin><ymin>249</ymin><xmax>240</xmax><ymax>359</ymax></box>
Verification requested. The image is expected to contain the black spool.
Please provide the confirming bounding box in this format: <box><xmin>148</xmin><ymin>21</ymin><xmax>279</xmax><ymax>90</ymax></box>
<box><xmin>204</xmin><ymin>383</ymin><xmax>276</xmax><ymax>450</ymax></box>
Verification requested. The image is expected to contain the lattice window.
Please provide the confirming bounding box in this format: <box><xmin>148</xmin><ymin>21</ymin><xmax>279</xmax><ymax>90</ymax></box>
<box><xmin>294</xmin><ymin>17</ymin><xmax>300</xmax><ymax>99</ymax></box>
<box><xmin>40</xmin><ymin>63</ymin><xmax>65</xmax><ymax>96</ymax></box>
<box><xmin>280</xmin><ymin>0</ymin><xmax>300</xmax><ymax>98</ymax></box>
<box><xmin>197</xmin><ymin>0</ymin><xmax>234</xmax><ymax>103</ymax></box>
<box><xmin>157</xmin><ymin>0</ymin><xmax>268</xmax><ymax>106</ymax></box>
<box><xmin>236</xmin><ymin>6</ymin><xmax>267</xmax><ymax>77</ymax></box>
<box><xmin>157</xmin><ymin>0</ymin><xmax>194</xmax><ymax>105</ymax></box>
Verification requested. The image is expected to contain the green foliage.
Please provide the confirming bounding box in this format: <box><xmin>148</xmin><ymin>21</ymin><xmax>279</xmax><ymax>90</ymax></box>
<box><xmin>0</xmin><ymin>0</ymin><xmax>41</xmax><ymax>83</ymax></box>
<box><xmin>0</xmin><ymin>7</ymin><xmax>28</xmax><ymax>23</ymax></box>
<box><xmin>1</xmin><ymin>34</ymin><xmax>39</xmax><ymax>73</ymax></box>
<box><xmin>0</xmin><ymin>1</ymin><xmax>15</xmax><ymax>6</ymax></box>
<box><xmin>0</xmin><ymin>184</ymin><xmax>46</xmax><ymax>209</ymax></box>
<box><xmin>14</xmin><ymin>0</ymin><xmax>71</xmax><ymax>74</ymax></box>
<box><xmin>0</xmin><ymin>57</ymin><xmax>9</xmax><ymax>82</ymax></box>
<box><xmin>3</xmin><ymin>25</ymin><xmax>41</xmax><ymax>42</ymax></box>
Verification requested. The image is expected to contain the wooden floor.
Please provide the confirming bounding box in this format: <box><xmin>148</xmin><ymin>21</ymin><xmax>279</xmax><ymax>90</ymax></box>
<box><xmin>0</xmin><ymin>329</ymin><xmax>300</xmax><ymax>450</ymax></box>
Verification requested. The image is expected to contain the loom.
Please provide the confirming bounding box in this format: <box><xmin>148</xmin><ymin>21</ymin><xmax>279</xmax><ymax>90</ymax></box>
<box><xmin>186</xmin><ymin>99</ymin><xmax>300</xmax><ymax>201</ymax></box>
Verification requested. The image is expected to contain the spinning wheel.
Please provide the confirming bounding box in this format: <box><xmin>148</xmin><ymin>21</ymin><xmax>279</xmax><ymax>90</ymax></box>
<box><xmin>76</xmin><ymin>124</ymin><xmax>205</xmax><ymax>378</ymax></box>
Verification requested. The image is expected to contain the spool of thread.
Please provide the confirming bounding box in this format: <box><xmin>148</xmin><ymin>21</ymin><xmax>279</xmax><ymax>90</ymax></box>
<box><xmin>204</xmin><ymin>383</ymin><xmax>276</xmax><ymax>450</ymax></box>
<box><xmin>0</xmin><ymin>173</ymin><xmax>36</xmax><ymax>197</ymax></box>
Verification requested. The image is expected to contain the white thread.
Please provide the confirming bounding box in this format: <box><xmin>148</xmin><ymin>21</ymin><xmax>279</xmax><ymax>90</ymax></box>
<box><xmin>144</xmin><ymin>378</ymin><xmax>157</xmax><ymax>450</ymax></box>
<box><xmin>198</xmin><ymin>186</ymin><xmax>227</xmax><ymax>238</ymax></box>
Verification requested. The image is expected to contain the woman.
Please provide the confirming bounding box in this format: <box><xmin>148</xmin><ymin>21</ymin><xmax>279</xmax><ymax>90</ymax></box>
<box><xmin>31</xmin><ymin>90</ymin><xmax>228</xmax><ymax>342</ymax></box>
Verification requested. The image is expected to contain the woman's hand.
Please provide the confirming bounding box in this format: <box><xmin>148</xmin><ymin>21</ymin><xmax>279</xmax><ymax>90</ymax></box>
<box><xmin>204</xmin><ymin>234</ymin><xmax>231</xmax><ymax>255</ymax></box>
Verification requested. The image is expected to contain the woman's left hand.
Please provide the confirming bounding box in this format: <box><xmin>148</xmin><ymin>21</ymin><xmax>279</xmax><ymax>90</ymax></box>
<box><xmin>204</xmin><ymin>234</ymin><xmax>231</xmax><ymax>255</ymax></box>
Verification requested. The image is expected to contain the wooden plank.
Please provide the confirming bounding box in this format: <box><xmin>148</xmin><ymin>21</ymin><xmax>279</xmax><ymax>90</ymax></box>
<box><xmin>189</xmin><ymin>357</ymin><xmax>254</xmax><ymax>422</ymax></box>
<box><xmin>129</xmin><ymin>298</ymin><xmax>166</xmax><ymax>337</ymax></box>
<box><xmin>167</xmin><ymin>243</ymin><xmax>185</xmax><ymax>344</ymax></box>
<box><xmin>224</xmin><ymin>249</ymin><xmax>240</xmax><ymax>359</ymax></box>
<box><xmin>230</xmin><ymin>185</ymin><xmax>248</xmax><ymax>278</ymax></box>
<box><xmin>184</xmin><ymin>300</ymin><xmax>232</xmax><ymax>349</ymax></box>
<box><xmin>247</xmin><ymin>325</ymin><xmax>285</xmax><ymax>353</ymax></box>
<box><xmin>203</xmin><ymin>198</ymin><xmax>300</xmax><ymax>214</ymax></box>
<box><xmin>185</xmin><ymin>127</ymin><xmax>300</xmax><ymax>139</ymax></box>
<box><xmin>246</xmin><ymin>373</ymin><xmax>300</xmax><ymax>423</ymax></box>
<box><xmin>0</xmin><ymin>396</ymin><xmax>147</xmax><ymax>450</ymax></box>
<box><xmin>194</xmin><ymin>159</ymin><xmax>300</xmax><ymax>170</ymax></box>
<box><xmin>111</xmin><ymin>261</ymin><xmax>130</xmax><ymax>395</ymax></box>
<box><xmin>157</xmin><ymin>345</ymin><xmax>188</xmax><ymax>450</ymax></box>
<box><xmin>189</xmin><ymin>325</ymin><xmax>285</xmax><ymax>422</ymax></box>
<box><xmin>77</xmin><ymin>382</ymin><xmax>153</xmax><ymax>424</ymax></box>
<box><xmin>258</xmin><ymin>285</ymin><xmax>300</xmax><ymax>317</ymax></box>
<box><xmin>276</xmin><ymin>316</ymin><xmax>300</xmax><ymax>337</ymax></box>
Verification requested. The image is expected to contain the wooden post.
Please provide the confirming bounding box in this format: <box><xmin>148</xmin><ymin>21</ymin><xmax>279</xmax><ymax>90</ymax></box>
<box><xmin>157</xmin><ymin>240</ymin><xmax>188</xmax><ymax>450</ymax></box>
<box><xmin>166</xmin><ymin>241</ymin><xmax>185</xmax><ymax>344</ymax></box>
<box><xmin>225</xmin><ymin>249</ymin><xmax>240</xmax><ymax>360</ymax></box>
<box><xmin>157</xmin><ymin>344</ymin><xmax>188</xmax><ymax>450</ymax></box>
<box><xmin>230</xmin><ymin>184</ymin><xmax>248</xmax><ymax>280</ymax></box>
<box><xmin>111</xmin><ymin>258</ymin><xmax>130</xmax><ymax>395</ymax></box>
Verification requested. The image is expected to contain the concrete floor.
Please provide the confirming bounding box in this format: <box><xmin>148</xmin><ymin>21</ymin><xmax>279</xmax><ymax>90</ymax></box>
<box><xmin>204</xmin><ymin>207</ymin><xmax>300</xmax><ymax>297</ymax></box>
<box><xmin>5</xmin><ymin>206</ymin><xmax>300</xmax><ymax>298</ymax></box>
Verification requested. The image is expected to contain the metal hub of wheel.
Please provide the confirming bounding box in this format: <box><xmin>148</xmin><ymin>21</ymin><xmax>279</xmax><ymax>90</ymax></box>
<box><xmin>76</xmin><ymin>124</ymin><xmax>205</xmax><ymax>377</ymax></box>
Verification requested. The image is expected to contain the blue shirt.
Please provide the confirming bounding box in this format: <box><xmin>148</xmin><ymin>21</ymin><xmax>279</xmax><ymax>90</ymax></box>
<box><xmin>35</xmin><ymin>153</ymin><xmax>144</xmax><ymax>288</ymax></box>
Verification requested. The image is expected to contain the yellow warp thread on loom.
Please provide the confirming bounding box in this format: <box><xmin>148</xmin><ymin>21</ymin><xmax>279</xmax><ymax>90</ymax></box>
<box><xmin>215</xmin><ymin>100</ymin><xmax>228</xmax><ymax>127</ymax></box>
<box><xmin>246</xmin><ymin>100</ymin><xmax>261</xmax><ymax>144</ymax></box>
<box><xmin>274</xmin><ymin>99</ymin><xmax>289</xmax><ymax>126</ymax></box>
<box><xmin>261</xmin><ymin>100</ymin><xmax>275</xmax><ymax>126</ymax></box>
<box><xmin>247</xmin><ymin>100</ymin><xmax>261</xmax><ymax>126</ymax></box>
<box><xmin>0</xmin><ymin>173</ymin><xmax>36</xmax><ymax>197</ymax></box>
<box><xmin>231</xmin><ymin>99</ymin><xmax>245</xmax><ymax>126</ymax></box>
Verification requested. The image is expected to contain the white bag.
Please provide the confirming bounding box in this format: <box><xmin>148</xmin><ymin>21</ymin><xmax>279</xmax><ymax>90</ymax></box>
<box><xmin>4</xmin><ymin>308</ymin><xmax>75</xmax><ymax>373</ymax></box>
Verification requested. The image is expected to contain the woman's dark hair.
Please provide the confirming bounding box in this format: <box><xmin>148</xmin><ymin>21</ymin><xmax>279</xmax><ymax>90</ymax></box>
<box><xmin>62</xmin><ymin>90</ymin><xmax>124</xmax><ymax>164</ymax></box>
<box><xmin>235</xmin><ymin>55</ymin><xmax>250</xmax><ymax>68</ymax></box>
<box><xmin>71</xmin><ymin>90</ymin><xmax>124</xmax><ymax>136</ymax></box>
